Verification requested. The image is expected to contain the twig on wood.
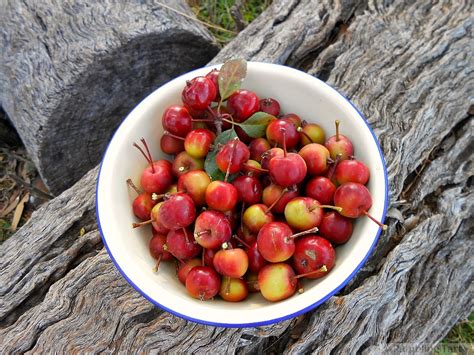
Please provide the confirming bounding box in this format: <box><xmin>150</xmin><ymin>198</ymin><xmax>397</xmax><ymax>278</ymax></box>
<box><xmin>155</xmin><ymin>2</ymin><xmax>238</xmax><ymax>35</ymax></box>
<box><xmin>7</xmin><ymin>174</ymin><xmax>54</xmax><ymax>201</ymax></box>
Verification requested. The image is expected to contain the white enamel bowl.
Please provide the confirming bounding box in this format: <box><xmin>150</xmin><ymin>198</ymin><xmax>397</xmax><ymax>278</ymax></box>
<box><xmin>96</xmin><ymin>62</ymin><xmax>388</xmax><ymax>327</ymax></box>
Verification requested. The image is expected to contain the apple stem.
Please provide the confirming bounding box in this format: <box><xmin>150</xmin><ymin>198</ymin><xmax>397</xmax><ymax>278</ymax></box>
<box><xmin>327</xmin><ymin>153</ymin><xmax>342</xmax><ymax>181</ymax></box>
<box><xmin>297</xmin><ymin>126</ymin><xmax>313</xmax><ymax>143</ymax></box>
<box><xmin>335</xmin><ymin>120</ymin><xmax>340</xmax><ymax>142</ymax></box>
<box><xmin>232</xmin><ymin>234</ymin><xmax>250</xmax><ymax>249</ymax></box>
<box><xmin>294</xmin><ymin>265</ymin><xmax>328</xmax><ymax>279</ymax></box>
<box><xmin>224</xmin><ymin>137</ymin><xmax>240</xmax><ymax>182</ymax></box>
<box><xmin>192</xmin><ymin>118</ymin><xmax>215</xmax><ymax>123</ymax></box>
<box><xmin>243</xmin><ymin>163</ymin><xmax>269</xmax><ymax>173</ymax></box>
<box><xmin>297</xmin><ymin>280</ymin><xmax>304</xmax><ymax>294</ymax></box>
<box><xmin>202</xmin><ymin>249</ymin><xmax>205</xmax><ymax>266</ymax></box>
<box><xmin>363</xmin><ymin>211</ymin><xmax>388</xmax><ymax>230</ymax></box>
<box><xmin>194</xmin><ymin>230</ymin><xmax>211</xmax><ymax>238</ymax></box>
<box><xmin>287</xmin><ymin>226</ymin><xmax>319</xmax><ymax>241</ymax></box>
<box><xmin>280</xmin><ymin>127</ymin><xmax>287</xmax><ymax>157</ymax></box>
<box><xmin>153</xmin><ymin>254</ymin><xmax>162</xmax><ymax>273</ymax></box>
<box><xmin>133</xmin><ymin>138</ymin><xmax>155</xmax><ymax>173</ymax></box>
<box><xmin>132</xmin><ymin>219</ymin><xmax>154</xmax><ymax>228</ymax></box>
<box><xmin>225</xmin><ymin>276</ymin><xmax>231</xmax><ymax>295</ymax></box>
<box><xmin>320</xmin><ymin>205</ymin><xmax>343</xmax><ymax>212</ymax></box>
<box><xmin>126</xmin><ymin>178</ymin><xmax>141</xmax><ymax>195</ymax></box>
<box><xmin>265</xmin><ymin>187</ymin><xmax>288</xmax><ymax>213</ymax></box>
<box><xmin>164</xmin><ymin>131</ymin><xmax>185</xmax><ymax>141</ymax></box>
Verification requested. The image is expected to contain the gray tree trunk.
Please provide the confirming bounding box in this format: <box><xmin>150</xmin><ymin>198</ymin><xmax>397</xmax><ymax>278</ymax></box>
<box><xmin>0</xmin><ymin>0</ymin><xmax>218</xmax><ymax>194</ymax></box>
<box><xmin>0</xmin><ymin>0</ymin><xmax>472</xmax><ymax>353</ymax></box>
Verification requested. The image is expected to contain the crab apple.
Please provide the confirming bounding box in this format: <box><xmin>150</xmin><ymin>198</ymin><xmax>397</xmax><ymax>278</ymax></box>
<box><xmin>205</xmin><ymin>181</ymin><xmax>238</xmax><ymax>212</ymax></box>
<box><xmin>132</xmin><ymin>193</ymin><xmax>156</xmax><ymax>220</ymax></box>
<box><xmin>266</xmin><ymin>119</ymin><xmax>299</xmax><ymax>149</ymax></box>
<box><xmin>194</xmin><ymin>210</ymin><xmax>232</xmax><ymax>249</ymax></box>
<box><xmin>284</xmin><ymin>197</ymin><xmax>327</xmax><ymax>231</ymax></box>
<box><xmin>298</xmin><ymin>143</ymin><xmax>330</xmax><ymax>176</ymax></box>
<box><xmin>177</xmin><ymin>258</ymin><xmax>201</xmax><ymax>285</ymax></box>
<box><xmin>178</xmin><ymin>170</ymin><xmax>211</xmax><ymax>206</ymax></box>
<box><xmin>227</xmin><ymin>89</ymin><xmax>260</xmax><ymax>122</ymax></box>
<box><xmin>243</xmin><ymin>203</ymin><xmax>274</xmax><ymax>233</ymax></box>
<box><xmin>269</xmin><ymin>152</ymin><xmax>307</xmax><ymax>187</ymax></box>
<box><xmin>257</xmin><ymin>222</ymin><xmax>295</xmax><ymax>262</ymax></box>
<box><xmin>166</xmin><ymin>228</ymin><xmax>201</xmax><ymax>260</ymax></box>
<box><xmin>298</xmin><ymin>123</ymin><xmax>325</xmax><ymax>145</ymax></box>
<box><xmin>158</xmin><ymin>193</ymin><xmax>195</xmax><ymax>230</ymax></box>
<box><xmin>185</xmin><ymin>266</ymin><xmax>221</xmax><ymax>300</ymax></box>
<box><xmin>172</xmin><ymin>151</ymin><xmax>204</xmax><ymax>178</ymax></box>
<box><xmin>292</xmin><ymin>236</ymin><xmax>335</xmax><ymax>279</ymax></box>
<box><xmin>261</xmin><ymin>147</ymin><xmax>284</xmax><ymax>170</ymax></box>
<box><xmin>232</xmin><ymin>175</ymin><xmax>262</xmax><ymax>205</ymax></box>
<box><xmin>139</xmin><ymin>159</ymin><xmax>173</xmax><ymax>194</ymax></box>
<box><xmin>249</xmin><ymin>138</ymin><xmax>271</xmax><ymax>162</ymax></box>
<box><xmin>305</xmin><ymin>176</ymin><xmax>336</xmax><ymax>205</ymax></box>
<box><xmin>160</xmin><ymin>134</ymin><xmax>185</xmax><ymax>155</ymax></box>
<box><xmin>334</xmin><ymin>182</ymin><xmax>387</xmax><ymax>229</ymax></box>
<box><xmin>220</xmin><ymin>277</ymin><xmax>248</xmax><ymax>302</ymax></box>
<box><xmin>247</xmin><ymin>241</ymin><xmax>268</xmax><ymax>273</ymax></box>
<box><xmin>150</xmin><ymin>202</ymin><xmax>169</xmax><ymax>234</ymax></box>
<box><xmin>319</xmin><ymin>211</ymin><xmax>353</xmax><ymax>244</ymax></box>
<box><xmin>213</xmin><ymin>247</ymin><xmax>249</xmax><ymax>278</ymax></box>
<box><xmin>281</xmin><ymin>113</ymin><xmax>302</xmax><ymax>128</ymax></box>
<box><xmin>259</xmin><ymin>98</ymin><xmax>280</xmax><ymax>116</ymax></box>
<box><xmin>325</xmin><ymin>120</ymin><xmax>354</xmax><ymax>160</ymax></box>
<box><xmin>258</xmin><ymin>263</ymin><xmax>297</xmax><ymax>302</ymax></box>
<box><xmin>149</xmin><ymin>232</ymin><xmax>173</xmax><ymax>262</ymax></box>
<box><xmin>182</xmin><ymin>76</ymin><xmax>217</xmax><ymax>111</ymax></box>
<box><xmin>205</xmin><ymin>69</ymin><xmax>220</xmax><ymax>101</ymax></box>
<box><xmin>216</xmin><ymin>140</ymin><xmax>250</xmax><ymax>174</ymax></box>
<box><xmin>262</xmin><ymin>184</ymin><xmax>299</xmax><ymax>214</ymax></box>
<box><xmin>335</xmin><ymin>159</ymin><xmax>370</xmax><ymax>185</ymax></box>
<box><xmin>184</xmin><ymin>129</ymin><xmax>215</xmax><ymax>159</ymax></box>
<box><xmin>162</xmin><ymin>105</ymin><xmax>193</xmax><ymax>137</ymax></box>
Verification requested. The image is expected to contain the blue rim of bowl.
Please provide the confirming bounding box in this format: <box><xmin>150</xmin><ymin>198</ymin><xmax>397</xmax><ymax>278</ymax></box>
<box><xmin>96</xmin><ymin>62</ymin><xmax>389</xmax><ymax>328</ymax></box>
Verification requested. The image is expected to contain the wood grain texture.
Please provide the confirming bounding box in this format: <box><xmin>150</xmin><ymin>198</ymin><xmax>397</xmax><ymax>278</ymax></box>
<box><xmin>1</xmin><ymin>0</ymin><xmax>473</xmax><ymax>352</ymax></box>
<box><xmin>0</xmin><ymin>0</ymin><xmax>218</xmax><ymax>194</ymax></box>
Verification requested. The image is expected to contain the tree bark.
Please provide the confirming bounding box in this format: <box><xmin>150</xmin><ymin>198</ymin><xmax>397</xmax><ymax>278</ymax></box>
<box><xmin>0</xmin><ymin>0</ymin><xmax>218</xmax><ymax>194</ymax></box>
<box><xmin>0</xmin><ymin>0</ymin><xmax>472</xmax><ymax>352</ymax></box>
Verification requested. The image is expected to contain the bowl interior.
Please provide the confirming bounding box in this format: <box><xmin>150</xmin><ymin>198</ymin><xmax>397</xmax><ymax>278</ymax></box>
<box><xmin>97</xmin><ymin>62</ymin><xmax>388</xmax><ymax>327</ymax></box>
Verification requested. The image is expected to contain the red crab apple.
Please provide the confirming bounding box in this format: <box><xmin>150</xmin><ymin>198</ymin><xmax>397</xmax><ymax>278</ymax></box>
<box><xmin>226</xmin><ymin>89</ymin><xmax>260</xmax><ymax>122</ymax></box>
<box><xmin>334</xmin><ymin>182</ymin><xmax>387</xmax><ymax>230</ymax></box>
<box><xmin>305</xmin><ymin>176</ymin><xmax>337</xmax><ymax>205</ymax></box>
<box><xmin>185</xmin><ymin>266</ymin><xmax>221</xmax><ymax>300</ymax></box>
<box><xmin>242</xmin><ymin>203</ymin><xmax>274</xmax><ymax>233</ymax></box>
<box><xmin>259</xmin><ymin>98</ymin><xmax>280</xmax><ymax>116</ymax></box>
<box><xmin>325</xmin><ymin>120</ymin><xmax>354</xmax><ymax>160</ymax></box>
<box><xmin>216</xmin><ymin>139</ymin><xmax>250</xmax><ymax>174</ymax></box>
<box><xmin>172</xmin><ymin>151</ymin><xmax>204</xmax><ymax>178</ymax></box>
<box><xmin>247</xmin><ymin>241</ymin><xmax>268</xmax><ymax>273</ymax></box>
<box><xmin>184</xmin><ymin>128</ymin><xmax>215</xmax><ymax>159</ymax></box>
<box><xmin>232</xmin><ymin>175</ymin><xmax>262</xmax><ymax>205</ymax></box>
<box><xmin>166</xmin><ymin>228</ymin><xmax>201</xmax><ymax>260</ymax></box>
<box><xmin>266</xmin><ymin>119</ymin><xmax>299</xmax><ymax>149</ymax></box>
<box><xmin>213</xmin><ymin>246</ymin><xmax>249</xmax><ymax>278</ymax></box>
<box><xmin>335</xmin><ymin>159</ymin><xmax>370</xmax><ymax>185</ymax></box>
<box><xmin>158</xmin><ymin>193</ymin><xmax>196</xmax><ymax>230</ymax></box>
<box><xmin>178</xmin><ymin>170</ymin><xmax>211</xmax><ymax>206</ymax></box>
<box><xmin>248</xmin><ymin>137</ymin><xmax>271</xmax><ymax>162</ymax></box>
<box><xmin>220</xmin><ymin>277</ymin><xmax>248</xmax><ymax>302</ymax></box>
<box><xmin>161</xmin><ymin>105</ymin><xmax>193</xmax><ymax>137</ymax></box>
<box><xmin>281</xmin><ymin>113</ymin><xmax>302</xmax><ymax>128</ymax></box>
<box><xmin>133</xmin><ymin>139</ymin><xmax>173</xmax><ymax>194</ymax></box>
<box><xmin>262</xmin><ymin>184</ymin><xmax>299</xmax><ymax>214</ymax></box>
<box><xmin>298</xmin><ymin>122</ymin><xmax>325</xmax><ymax>145</ymax></box>
<box><xmin>284</xmin><ymin>197</ymin><xmax>341</xmax><ymax>231</ymax></box>
<box><xmin>127</xmin><ymin>179</ymin><xmax>157</xmax><ymax>221</ymax></box>
<box><xmin>160</xmin><ymin>133</ymin><xmax>184</xmax><ymax>155</ymax></box>
<box><xmin>194</xmin><ymin>210</ymin><xmax>232</xmax><ymax>249</ymax></box>
<box><xmin>319</xmin><ymin>211</ymin><xmax>353</xmax><ymax>244</ymax></box>
<box><xmin>292</xmin><ymin>235</ymin><xmax>335</xmax><ymax>279</ymax></box>
<box><xmin>298</xmin><ymin>143</ymin><xmax>330</xmax><ymax>176</ymax></box>
<box><xmin>258</xmin><ymin>263</ymin><xmax>297</xmax><ymax>302</ymax></box>
<box><xmin>182</xmin><ymin>76</ymin><xmax>217</xmax><ymax>111</ymax></box>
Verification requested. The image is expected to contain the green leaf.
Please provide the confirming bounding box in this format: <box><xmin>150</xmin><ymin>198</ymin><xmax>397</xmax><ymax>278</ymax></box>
<box><xmin>218</xmin><ymin>58</ymin><xmax>247</xmax><ymax>100</ymax></box>
<box><xmin>237</xmin><ymin>112</ymin><xmax>276</xmax><ymax>138</ymax></box>
<box><xmin>205</xmin><ymin>129</ymin><xmax>238</xmax><ymax>181</ymax></box>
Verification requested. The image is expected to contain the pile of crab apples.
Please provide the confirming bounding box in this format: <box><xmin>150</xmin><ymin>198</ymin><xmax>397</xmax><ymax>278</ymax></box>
<box><xmin>128</xmin><ymin>62</ymin><xmax>386</xmax><ymax>303</ymax></box>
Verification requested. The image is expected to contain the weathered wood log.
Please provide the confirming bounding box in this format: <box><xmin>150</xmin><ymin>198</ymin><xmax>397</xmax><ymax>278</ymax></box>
<box><xmin>0</xmin><ymin>0</ymin><xmax>218</xmax><ymax>194</ymax></box>
<box><xmin>1</xmin><ymin>0</ymin><xmax>473</xmax><ymax>352</ymax></box>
